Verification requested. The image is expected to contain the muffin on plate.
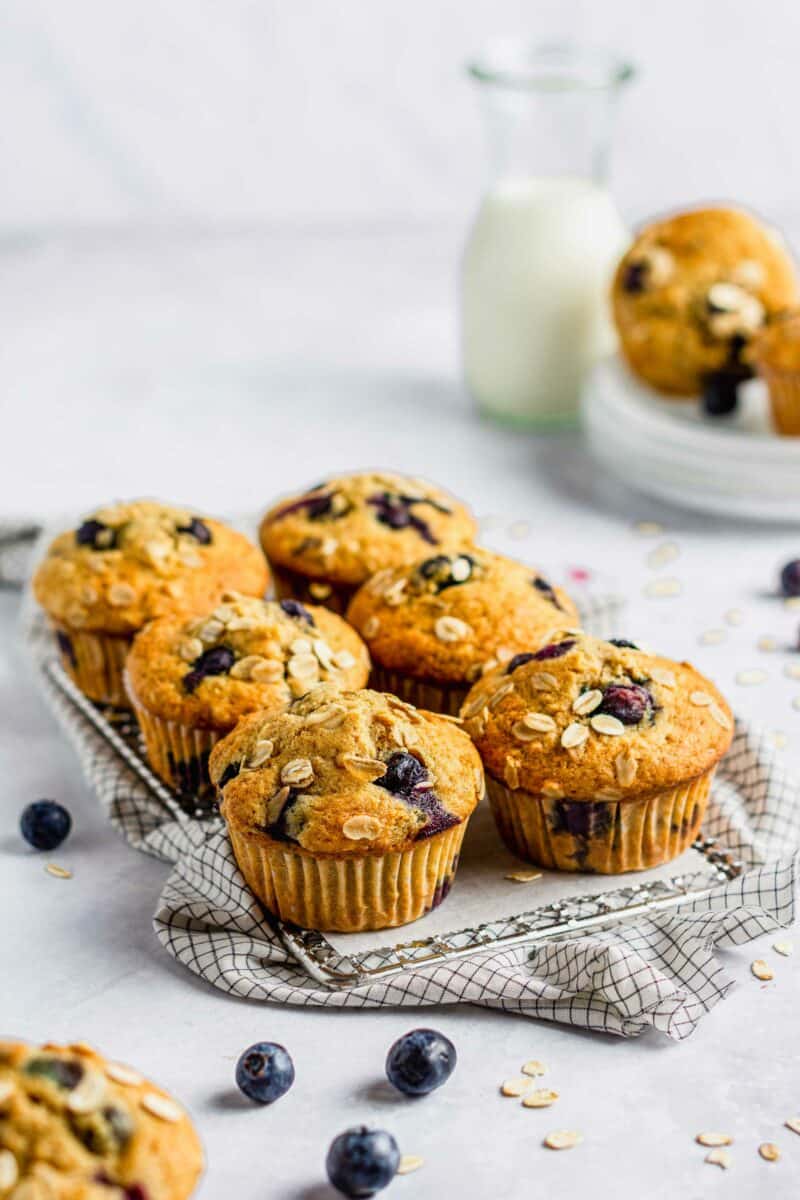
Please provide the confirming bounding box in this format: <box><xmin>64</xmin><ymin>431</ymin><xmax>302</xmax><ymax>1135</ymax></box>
<box><xmin>461</xmin><ymin>631</ymin><xmax>733</xmax><ymax>873</ymax></box>
<box><xmin>753</xmin><ymin>311</ymin><xmax>800</xmax><ymax>434</ymax></box>
<box><xmin>346</xmin><ymin>547</ymin><xmax>579</xmax><ymax>715</ymax></box>
<box><xmin>612</xmin><ymin>206</ymin><xmax>799</xmax><ymax>402</ymax></box>
<box><xmin>126</xmin><ymin>594</ymin><xmax>370</xmax><ymax>799</ymax></box>
<box><xmin>209</xmin><ymin>684</ymin><xmax>484</xmax><ymax>931</ymax></box>
<box><xmin>33</xmin><ymin>500</ymin><xmax>269</xmax><ymax>708</ymax></box>
<box><xmin>0</xmin><ymin>1038</ymin><xmax>203</xmax><ymax>1199</ymax></box>
<box><xmin>259</xmin><ymin>471</ymin><xmax>476</xmax><ymax>613</ymax></box>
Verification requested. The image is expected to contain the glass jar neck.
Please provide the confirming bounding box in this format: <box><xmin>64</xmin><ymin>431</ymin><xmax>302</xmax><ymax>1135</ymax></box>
<box><xmin>469</xmin><ymin>42</ymin><xmax>633</xmax><ymax>186</ymax></box>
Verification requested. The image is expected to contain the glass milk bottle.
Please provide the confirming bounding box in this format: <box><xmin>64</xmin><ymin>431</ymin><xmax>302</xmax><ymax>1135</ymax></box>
<box><xmin>462</xmin><ymin>43</ymin><xmax>634</xmax><ymax>427</ymax></box>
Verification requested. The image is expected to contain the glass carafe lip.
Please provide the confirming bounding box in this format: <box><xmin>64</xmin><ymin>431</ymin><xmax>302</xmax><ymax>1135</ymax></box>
<box><xmin>467</xmin><ymin>39</ymin><xmax>635</xmax><ymax>93</ymax></box>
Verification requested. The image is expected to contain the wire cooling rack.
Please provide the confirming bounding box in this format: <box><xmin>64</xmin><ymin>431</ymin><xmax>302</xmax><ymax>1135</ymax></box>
<box><xmin>45</xmin><ymin>657</ymin><xmax>743</xmax><ymax>991</ymax></box>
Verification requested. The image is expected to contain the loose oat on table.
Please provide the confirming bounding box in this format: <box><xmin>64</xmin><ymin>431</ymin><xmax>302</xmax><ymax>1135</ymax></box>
<box><xmin>44</xmin><ymin>863</ymin><xmax>72</xmax><ymax>879</ymax></box>
<box><xmin>758</xmin><ymin>1143</ymin><xmax>780</xmax><ymax>1162</ymax></box>
<box><xmin>735</xmin><ymin>669</ymin><xmax>768</xmax><ymax>687</ymax></box>
<box><xmin>773</xmin><ymin>940</ymin><xmax>793</xmax><ymax>956</ymax></box>
<box><xmin>750</xmin><ymin>959</ymin><xmax>774</xmax><ymax>980</ymax></box>
<box><xmin>633</xmin><ymin>521</ymin><xmax>664</xmax><ymax>536</ymax></box>
<box><xmin>501</xmin><ymin>1077</ymin><xmax>533</xmax><ymax>1097</ymax></box>
<box><xmin>505</xmin><ymin>870</ymin><xmax>542</xmax><ymax>883</ymax></box>
<box><xmin>543</xmin><ymin>1131</ymin><xmax>582</xmax><ymax>1150</ymax></box>
<box><xmin>521</xmin><ymin>1061</ymin><xmax>546</xmax><ymax>1077</ymax></box>
<box><xmin>785</xmin><ymin>1118</ymin><xmax>800</xmax><ymax>1136</ymax></box>
<box><xmin>705</xmin><ymin>1149</ymin><xmax>732</xmax><ymax>1169</ymax></box>
<box><xmin>699</xmin><ymin>629</ymin><xmax>726</xmax><ymax>645</ymax></box>
<box><xmin>396</xmin><ymin>1156</ymin><xmax>424</xmax><ymax>1175</ymax></box>
<box><xmin>696</xmin><ymin>1133</ymin><xmax>732</xmax><ymax>1147</ymax></box>
<box><xmin>644</xmin><ymin>578</ymin><xmax>682</xmax><ymax>598</ymax></box>
<box><xmin>522</xmin><ymin>1089</ymin><xmax>559</xmax><ymax>1109</ymax></box>
<box><xmin>646</xmin><ymin>542</ymin><xmax>680</xmax><ymax>568</ymax></box>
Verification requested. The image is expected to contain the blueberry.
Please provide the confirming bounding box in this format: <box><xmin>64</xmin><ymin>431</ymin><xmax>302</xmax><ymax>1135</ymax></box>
<box><xmin>75</xmin><ymin>519</ymin><xmax>116</xmax><ymax>550</ymax></box>
<box><xmin>235</xmin><ymin>1042</ymin><xmax>295</xmax><ymax>1104</ymax></box>
<box><xmin>271</xmin><ymin>492</ymin><xmax>336</xmax><ymax>521</ymax></box>
<box><xmin>175</xmin><ymin>517</ymin><xmax>212</xmax><ymax>544</ymax></box>
<box><xmin>532</xmin><ymin>576</ymin><xmax>563</xmax><ymax>610</ymax></box>
<box><xmin>621</xmin><ymin>261</ymin><xmax>647</xmax><ymax>293</ymax></box>
<box><xmin>780</xmin><ymin>560</ymin><xmax>800</xmax><ymax>597</ymax></box>
<box><xmin>182</xmin><ymin>645</ymin><xmax>235</xmax><ymax>693</ymax></box>
<box><xmin>599</xmin><ymin>683</ymin><xmax>653</xmax><ymax>725</ymax></box>
<box><xmin>326</xmin><ymin>1126</ymin><xmax>400</xmax><ymax>1198</ymax></box>
<box><xmin>20</xmin><ymin>800</ymin><xmax>72</xmax><ymax>851</ymax></box>
<box><xmin>701</xmin><ymin>366</ymin><xmax>749</xmax><ymax>417</ymax></box>
<box><xmin>367</xmin><ymin>492</ymin><xmax>448</xmax><ymax>546</ymax></box>
<box><xmin>265</xmin><ymin>788</ymin><xmax>301</xmax><ymax>843</ymax></box>
<box><xmin>608</xmin><ymin>638</ymin><xmax>639</xmax><ymax>650</ymax></box>
<box><xmin>533</xmin><ymin>639</ymin><xmax>576</xmax><ymax>661</ymax></box>
<box><xmin>279</xmin><ymin>598</ymin><xmax>315</xmax><ymax>626</ymax></box>
<box><xmin>374</xmin><ymin>752</ymin><xmax>426</xmax><ymax>796</ymax></box>
<box><xmin>506</xmin><ymin>652</ymin><xmax>537</xmax><ymax>674</ymax></box>
<box><xmin>218</xmin><ymin>761</ymin><xmax>241</xmax><ymax>788</ymax></box>
<box><xmin>385</xmin><ymin>1028</ymin><xmax>456</xmax><ymax>1096</ymax></box>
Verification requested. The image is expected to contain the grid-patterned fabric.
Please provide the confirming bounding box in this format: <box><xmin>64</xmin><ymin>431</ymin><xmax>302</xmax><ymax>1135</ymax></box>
<box><xmin>22</xmin><ymin>583</ymin><xmax>797</xmax><ymax>1040</ymax></box>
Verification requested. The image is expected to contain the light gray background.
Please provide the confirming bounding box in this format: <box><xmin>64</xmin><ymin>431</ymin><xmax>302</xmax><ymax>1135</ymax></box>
<box><xmin>2</xmin><ymin>3</ymin><xmax>800</xmax><ymax>1197</ymax></box>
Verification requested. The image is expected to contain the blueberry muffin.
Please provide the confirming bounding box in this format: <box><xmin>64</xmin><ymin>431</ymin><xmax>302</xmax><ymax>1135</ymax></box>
<box><xmin>346</xmin><ymin>548</ymin><xmax>579</xmax><ymax>715</ymax></box>
<box><xmin>612</xmin><ymin>207</ymin><xmax>799</xmax><ymax>402</ymax></box>
<box><xmin>259</xmin><ymin>472</ymin><xmax>476</xmax><ymax>613</ymax></box>
<box><xmin>0</xmin><ymin>1039</ymin><xmax>203</xmax><ymax>1199</ymax></box>
<box><xmin>753</xmin><ymin>312</ymin><xmax>800</xmax><ymax>435</ymax></box>
<box><xmin>209</xmin><ymin>684</ymin><xmax>484</xmax><ymax>931</ymax></box>
<box><xmin>460</xmin><ymin>631</ymin><xmax>733</xmax><ymax>873</ymax></box>
<box><xmin>126</xmin><ymin>594</ymin><xmax>370</xmax><ymax>799</ymax></box>
<box><xmin>33</xmin><ymin>500</ymin><xmax>269</xmax><ymax>708</ymax></box>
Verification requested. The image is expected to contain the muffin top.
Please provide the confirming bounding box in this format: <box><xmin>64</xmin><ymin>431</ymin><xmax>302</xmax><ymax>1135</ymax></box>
<box><xmin>346</xmin><ymin>547</ymin><xmax>579</xmax><ymax>684</ymax></box>
<box><xmin>461</xmin><ymin>632</ymin><xmax>733</xmax><ymax>801</ymax></box>
<box><xmin>126</xmin><ymin>594</ymin><xmax>370</xmax><ymax>729</ymax></box>
<box><xmin>259</xmin><ymin>472</ymin><xmax>476</xmax><ymax>588</ymax></box>
<box><xmin>210</xmin><ymin>684</ymin><xmax>484</xmax><ymax>855</ymax></box>
<box><xmin>0</xmin><ymin>1039</ymin><xmax>203</xmax><ymax>1200</ymax></box>
<box><xmin>612</xmin><ymin>206</ymin><xmax>799</xmax><ymax>395</ymax></box>
<box><xmin>33</xmin><ymin>500</ymin><xmax>269</xmax><ymax>636</ymax></box>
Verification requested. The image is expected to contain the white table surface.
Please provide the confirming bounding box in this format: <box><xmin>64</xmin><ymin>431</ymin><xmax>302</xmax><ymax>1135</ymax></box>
<box><xmin>2</xmin><ymin>226</ymin><xmax>799</xmax><ymax>1198</ymax></box>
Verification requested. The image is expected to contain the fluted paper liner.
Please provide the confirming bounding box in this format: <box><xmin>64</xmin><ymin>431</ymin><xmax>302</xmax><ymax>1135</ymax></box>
<box><xmin>369</xmin><ymin>663</ymin><xmax>469</xmax><ymax>717</ymax></box>
<box><xmin>758</xmin><ymin>364</ymin><xmax>800</xmax><ymax>436</ymax></box>
<box><xmin>486</xmin><ymin>768</ymin><xmax>715</xmax><ymax>874</ymax></box>
<box><xmin>225</xmin><ymin>820</ymin><xmax>469</xmax><ymax>932</ymax></box>
<box><xmin>269</xmin><ymin>562</ymin><xmax>356</xmax><ymax>615</ymax></box>
<box><xmin>127</xmin><ymin>685</ymin><xmax>222</xmax><ymax>799</ymax></box>
<box><xmin>51</xmin><ymin>621</ymin><xmax>132</xmax><ymax>708</ymax></box>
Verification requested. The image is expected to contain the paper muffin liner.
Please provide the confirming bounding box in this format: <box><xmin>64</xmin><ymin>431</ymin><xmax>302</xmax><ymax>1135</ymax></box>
<box><xmin>225</xmin><ymin>819</ymin><xmax>468</xmax><ymax>932</ymax></box>
<box><xmin>757</xmin><ymin>364</ymin><xmax>800</xmax><ymax>435</ymax></box>
<box><xmin>485</xmin><ymin>768</ymin><xmax>715</xmax><ymax>874</ymax></box>
<box><xmin>268</xmin><ymin>562</ymin><xmax>356</xmax><ymax>615</ymax></box>
<box><xmin>51</xmin><ymin>621</ymin><xmax>132</xmax><ymax>708</ymax></box>
<box><xmin>369</xmin><ymin>663</ymin><xmax>469</xmax><ymax>717</ymax></box>
<box><xmin>126</xmin><ymin>686</ymin><xmax>222</xmax><ymax>799</ymax></box>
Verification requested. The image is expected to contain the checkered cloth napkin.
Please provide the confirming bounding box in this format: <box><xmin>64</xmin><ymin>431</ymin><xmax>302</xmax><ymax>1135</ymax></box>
<box><xmin>22</xmin><ymin>577</ymin><xmax>798</xmax><ymax>1040</ymax></box>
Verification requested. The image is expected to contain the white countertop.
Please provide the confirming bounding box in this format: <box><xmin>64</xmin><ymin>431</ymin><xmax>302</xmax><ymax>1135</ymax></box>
<box><xmin>3</xmin><ymin>227</ymin><xmax>799</xmax><ymax>1198</ymax></box>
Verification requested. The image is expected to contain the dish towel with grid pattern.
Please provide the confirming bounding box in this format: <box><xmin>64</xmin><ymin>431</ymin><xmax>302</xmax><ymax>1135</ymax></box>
<box><xmin>24</xmin><ymin>585</ymin><xmax>798</xmax><ymax>1040</ymax></box>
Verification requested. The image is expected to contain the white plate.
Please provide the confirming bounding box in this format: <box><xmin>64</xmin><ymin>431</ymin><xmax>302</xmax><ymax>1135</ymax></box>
<box><xmin>582</xmin><ymin>357</ymin><xmax>800</xmax><ymax>522</ymax></box>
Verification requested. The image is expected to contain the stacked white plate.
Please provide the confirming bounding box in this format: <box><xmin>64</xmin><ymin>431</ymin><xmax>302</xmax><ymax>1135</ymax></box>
<box><xmin>583</xmin><ymin>357</ymin><xmax>800</xmax><ymax>523</ymax></box>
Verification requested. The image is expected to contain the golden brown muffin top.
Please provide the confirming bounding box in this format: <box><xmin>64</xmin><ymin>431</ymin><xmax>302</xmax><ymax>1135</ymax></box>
<box><xmin>259</xmin><ymin>471</ymin><xmax>476</xmax><ymax>587</ymax></box>
<box><xmin>33</xmin><ymin>500</ymin><xmax>269</xmax><ymax>636</ymax></box>
<box><xmin>210</xmin><ymin>684</ymin><xmax>484</xmax><ymax>855</ymax></box>
<box><xmin>612</xmin><ymin>206</ymin><xmax>799</xmax><ymax>395</ymax></box>
<box><xmin>0</xmin><ymin>1039</ymin><xmax>203</xmax><ymax>1200</ymax></box>
<box><xmin>346</xmin><ymin>547</ymin><xmax>579</xmax><ymax>684</ymax></box>
<box><xmin>461</xmin><ymin>631</ymin><xmax>733</xmax><ymax>801</ymax></box>
<box><xmin>126</xmin><ymin>594</ymin><xmax>370</xmax><ymax>730</ymax></box>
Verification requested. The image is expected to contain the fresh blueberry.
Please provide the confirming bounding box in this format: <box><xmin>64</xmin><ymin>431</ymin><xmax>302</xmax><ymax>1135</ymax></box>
<box><xmin>75</xmin><ymin>519</ymin><xmax>116</xmax><ymax>550</ymax></box>
<box><xmin>271</xmin><ymin>492</ymin><xmax>336</xmax><ymax>521</ymax></box>
<box><xmin>175</xmin><ymin>517</ymin><xmax>212</xmax><ymax>544</ymax></box>
<box><xmin>218</xmin><ymin>761</ymin><xmax>242</xmax><ymax>788</ymax></box>
<box><xmin>599</xmin><ymin>683</ymin><xmax>653</xmax><ymax>725</ymax></box>
<box><xmin>265</xmin><ymin>788</ymin><xmax>301</xmax><ymax>843</ymax></box>
<box><xmin>533</xmin><ymin>639</ymin><xmax>576</xmax><ymax>661</ymax></box>
<box><xmin>279</xmin><ymin>598</ymin><xmax>315</xmax><ymax>626</ymax></box>
<box><xmin>182</xmin><ymin>645</ymin><xmax>235</xmax><ymax>693</ymax></box>
<box><xmin>621</xmin><ymin>261</ymin><xmax>647</xmax><ymax>293</ymax></box>
<box><xmin>701</xmin><ymin>365</ymin><xmax>749</xmax><ymax>417</ymax></box>
<box><xmin>506</xmin><ymin>652</ymin><xmax>537</xmax><ymax>674</ymax></box>
<box><xmin>385</xmin><ymin>1028</ymin><xmax>456</xmax><ymax>1096</ymax></box>
<box><xmin>608</xmin><ymin>638</ymin><xmax>639</xmax><ymax>650</ymax></box>
<box><xmin>374</xmin><ymin>752</ymin><xmax>426</xmax><ymax>796</ymax></box>
<box><xmin>417</xmin><ymin>554</ymin><xmax>474</xmax><ymax>592</ymax></box>
<box><xmin>235</xmin><ymin>1042</ymin><xmax>295</xmax><ymax>1105</ymax></box>
<box><xmin>20</xmin><ymin>800</ymin><xmax>72</xmax><ymax>851</ymax></box>
<box><xmin>326</xmin><ymin>1126</ymin><xmax>400</xmax><ymax>1198</ymax></box>
<box><xmin>780</xmin><ymin>560</ymin><xmax>800</xmax><ymax>597</ymax></box>
<box><xmin>367</xmin><ymin>492</ymin><xmax>449</xmax><ymax>545</ymax></box>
